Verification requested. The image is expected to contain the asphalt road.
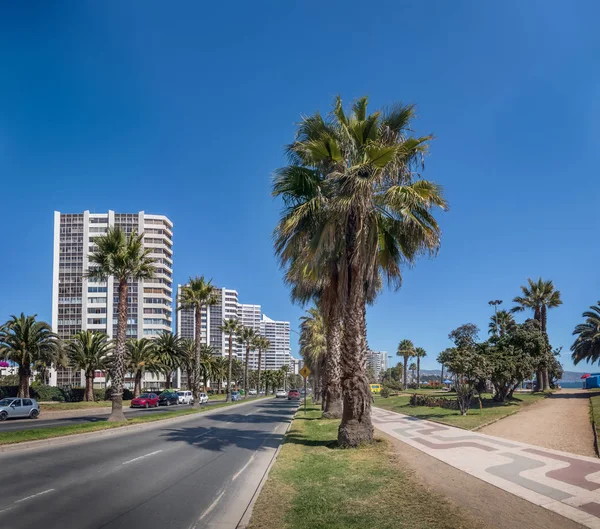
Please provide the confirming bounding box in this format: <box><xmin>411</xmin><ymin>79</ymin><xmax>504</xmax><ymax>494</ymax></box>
<box><xmin>0</xmin><ymin>397</ymin><xmax>298</xmax><ymax>529</ymax></box>
<box><xmin>0</xmin><ymin>399</ymin><xmax>229</xmax><ymax>432</ymax></box>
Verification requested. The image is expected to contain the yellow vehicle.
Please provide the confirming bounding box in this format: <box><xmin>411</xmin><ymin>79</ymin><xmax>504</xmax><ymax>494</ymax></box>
<box><xmin>369</xmin><ymin>384</ymin><xmax>382</xmax><ymax>394</ymax></box>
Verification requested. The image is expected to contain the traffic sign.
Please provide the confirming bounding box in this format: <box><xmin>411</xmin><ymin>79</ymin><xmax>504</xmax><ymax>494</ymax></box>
<box><xmin>299</xmin><ymin>365</ymin><xmax>311</xmax><ymax>379</ymax></box>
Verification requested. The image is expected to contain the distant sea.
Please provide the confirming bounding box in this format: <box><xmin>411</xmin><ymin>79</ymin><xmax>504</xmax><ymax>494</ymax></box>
<box><xmin>559</xmin><ymin>381</ymin><xmax>584</xmax><ymax>388</ymax></box>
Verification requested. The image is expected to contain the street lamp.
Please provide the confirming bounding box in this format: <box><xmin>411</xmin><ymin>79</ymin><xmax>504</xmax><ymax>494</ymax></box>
<box><xmin>488</xmin><ymin>299</ymin><xmax>502</xmax><ymax>318</ymax></box>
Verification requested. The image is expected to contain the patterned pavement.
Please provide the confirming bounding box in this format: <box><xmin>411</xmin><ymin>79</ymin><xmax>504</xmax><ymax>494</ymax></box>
<box><xmin>373</xmin><ymin>407</ymin><xmax>600</xmax><ymax>529</ymax></box>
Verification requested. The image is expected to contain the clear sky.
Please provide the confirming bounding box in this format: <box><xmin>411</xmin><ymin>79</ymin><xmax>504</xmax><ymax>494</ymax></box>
<box><xmin>1</xmin><ymin>1</ymin><xmax>598</xmax><ymax>372</ymax></box>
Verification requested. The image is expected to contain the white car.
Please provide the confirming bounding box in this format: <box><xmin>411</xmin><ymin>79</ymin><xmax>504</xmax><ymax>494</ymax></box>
<box><xmin>248</xmin><ymin>389</ymin><xmax>257</xmax><ymax>396</ymax></box>
<box><xmin>177</xmin><ymin>390</ymin><xmax>194</xmax><ymax>405</ymax></box>
<box><xmin>198</xmin><ymin>392</ymin><xmax>209</xmax><ymax>404</ymax></box>
<box><xmin>275</xmin><ymin>389</ymin><xmax>287</xmax><ymax>398</ymax></box>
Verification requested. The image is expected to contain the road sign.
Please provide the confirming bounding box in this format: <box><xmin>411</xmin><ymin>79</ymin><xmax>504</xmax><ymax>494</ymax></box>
<box><xmin>299</xmin><ymin>365</ymin><xmax>311</xmax><ymax>379</ymax></box>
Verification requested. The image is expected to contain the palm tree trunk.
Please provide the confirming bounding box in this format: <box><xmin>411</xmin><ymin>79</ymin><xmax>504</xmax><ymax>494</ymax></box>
<box><xmin>243</xmin><ymin>344</ymin><xmax>250</xmax><ymax>398</ymax></box>
<box><xmin>226</xmin><ymin>335</ymin><xmax>233</xmax><ymax>402</ymax></box>
<box><xmin>192</xmin><ymin>305</ymin><xmax>202</xmax><ymax>409</ymax></box>
<box><xmin>134</xmin><ymin>371</ymin><xmax>142</xmax><ymax>398</ymax></box>
<box><xmin>440</xmin><ymin>364</ymin><xmax>444</xmax><ymax>387</ymax></box>
<box><xmin>417</xmin><ymin>357</ymin><xmax>421</xmax><ymax>389</ymax></box>
<box><xmin>85</xmin><ymin>373</ymin><xmax>95</xmax><ymax>401</ymax></box>
<box><xmin>257</xmin><ymin>348</ymin><xmax>262</xmax><ymax>399</ymax></box>
<box><xmin>17</xmin><ymin>364</ymin><xmax>30</xmax><ymax>398</ymax></box>
<box><xmin>403</xmin><ymin>356</ymin><xmax>408</xmax><ymax>390</ymax></box>
<box><xmin>323</xmin><ymin>298</ymin><xmax>343</xmax><ymax>419</ymax></box>
<box><xmin>165</xmin><ymin>371</ymin><xmax>172</xmax><ymax>389</ymax></box>
<box><xmin>108</xmin><ymin>279</ymin><xmax>128</xmax><ymax>422</ymax></box>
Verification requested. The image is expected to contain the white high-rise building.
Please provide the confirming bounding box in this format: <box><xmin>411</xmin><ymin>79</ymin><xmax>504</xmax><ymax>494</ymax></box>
<box><xmin>51</xmin><ymin>210</ymin><xmax>173</xmax><ymax>387</ymax></box>
<box><xmin>290</xmin><ymin>357</ymin><xmax>300</xmax><ymax>375</ymax></box>
<box><xmin>259</xmin><ymin>314</ymin><xmax>292</xmax><ymax>371</ymax></box>
<box><xmin>366</xmin><ymin>350</ymin><xmax>388</xmax><ymax>381</ymax></box>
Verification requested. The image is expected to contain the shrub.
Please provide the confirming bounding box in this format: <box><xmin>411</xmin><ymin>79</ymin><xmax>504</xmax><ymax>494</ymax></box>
<box><xmin>380</xmin><ymin>386</ymin><xmax>391</xmax><ymax>398</ymax></box>
<box><xmin>0</xmin><ymin>386</ymin><xmax>18</xmax><ymax>398</ymax></box>
<box><xmin>30</xmin><ymin>384</ymin><xmax>66</xmax><ymax>402</ymax></box>
<box><xmin>409</xmin><ymin>393</ymin><xmax>458</xmax><ymax>410</ymax></box>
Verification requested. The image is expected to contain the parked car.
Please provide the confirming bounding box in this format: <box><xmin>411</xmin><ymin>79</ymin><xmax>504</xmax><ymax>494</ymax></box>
<box><xmin>276</xmin><ymin>389</ymin><xmax>287</xmax><ymax>398</ymax></box>
<box><xmin>0</xmin><ymin>398</ymin><xmax>40</xmax><ymax>420</ymax></box>
<box><xmin>159</xmin><ymin>391</ymin><xmax>179</xmax><ymax>406</ymax></box>
<box><xmin>231</xmin><ymin>391</ymin><xmax>242</xmax><ymax>401</ymax></box>
<box><xmin>288</xmin><ymin>390</ymin><xmax>300</xmax><ymax>400</ymax></box>
<box><xmin>248</xmin><ymin>389</ymin><xmax>257</xmax><ymax>396</ymax></box>
<box><xmin>198</xmin><ymin>392</ymin><xmax>209</xmax><ymax>404</ymax></box>
<box><xmin>177</xmin><ymin>390</ymin><xmax>194</xmax><ymax>405</ymax></box>
<box><xmin>130</xmin><ymin>393</ymin><xmax>159</xmax><ymax>408</ymax></box>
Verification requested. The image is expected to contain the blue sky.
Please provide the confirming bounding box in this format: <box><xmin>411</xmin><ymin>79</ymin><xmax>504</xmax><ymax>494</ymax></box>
<box><xmin>0</xmin><ymin>1</ymin><xmax>599</xmax><ymax>372</ymax></box>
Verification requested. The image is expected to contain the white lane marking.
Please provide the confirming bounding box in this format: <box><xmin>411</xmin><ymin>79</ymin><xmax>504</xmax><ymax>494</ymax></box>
<box><xmin>121</xmin><ymin>450</ymin><xmax>163</xmax><ymax>466</ymax></box>
<box><xmin>14</xmin><ymin>489</ymin><xmax>55</xmax><ymax>504</ymax></box>
<box><xmin>195</xmin><ymin>428</ymin><xmax>213</xmax><ymax>439</ymax></box>
<box><xmin>232</xmin><ymin>454</ymin><xmax>255</xmax><ymax>481</ymax></box>
<box><xmin>197</xmin><ymin>490</ymin><xmax>225</xmax><ymax>521</ymax></box>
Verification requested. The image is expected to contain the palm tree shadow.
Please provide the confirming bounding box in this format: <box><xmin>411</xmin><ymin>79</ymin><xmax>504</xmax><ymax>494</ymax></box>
<box><xmin>284</xmin><ymin>433</ymin><xmax>338</xmax><ymax>448</ymax></box>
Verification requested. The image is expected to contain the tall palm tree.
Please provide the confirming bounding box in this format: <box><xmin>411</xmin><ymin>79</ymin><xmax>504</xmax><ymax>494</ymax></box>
<box><xmin>253</xmin><ymin>336</ymin><xmax>271</xmax><ymax>398</ymax></box>
<box><xmin>178</xmin><ymin>276</ymin><xmax>218</xmax><ymax>408</ymax></box>
<box><xmin>273</xmin><ymin>96</ymin><xmax>446</xmax><ymax>446</ymax></box>
<box><xmin>488</xmin><ymin>310</ymin><xmax>515</xmax><ymax>337</ymax></box>
<box><xmin>512</xmin><ymin>277</ymin><xmax>562</xmax><ymax>390</ymax></box>
<box><xmin>237</xmin><ymin>326</ymin><xmax>256</xmax><ymax>398</ymax></box>
<box><xmin>66</xmin><ymin>331</ymin><xmax>112</xmax><ymax>401</ymax></box>
<box><xmin>87</xmin><ymin>227</ymin><xmax>155</xmax><ymax>421</ymax></box>
<box><xmin>153</xmin><ymin>331</ymin><xmax>183</xmax><ymax>389</ymax></box>
<box><xmin>198</xmin><ymin>344</ymin><xmax>215</xmax><ymax>391</ymax></box>
<box><xmin>571</xmin><ymin>302</ymin><xmax>600</xmax><ymax>365</ymax></box>
<box><xmin>397</xmin><ymin>339</ymin><xmax>415</xmax><ymax>390</ymax></box>
<box><xmin>299</xmin><ymin>307</ymin><xmax>327</xmax><ymax>404</ymax></box>
<box><xmin>414</xmin><ymin>347</ymin><xmax>426</xmax><ymax>388</ymax></box>
<box><xmin>124</xmin><ymin>338</ymin><xmax>159</xmax><ymax>398</ymax></box>
<box><xmin>0</xmin><ymin>314</ymin><xmax>62</xmax><ymax>398</ymax></box>
<box><xmin>220</xmin><ymin>319</ymin><xmax>239</xmax><ymax>402</ymax></box>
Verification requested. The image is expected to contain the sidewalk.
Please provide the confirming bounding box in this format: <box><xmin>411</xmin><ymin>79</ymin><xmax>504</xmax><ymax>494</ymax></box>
<box><xmin>373</xmin><ymin>407</ymin><xmax>600</xmax><ymax>529</ymax></box>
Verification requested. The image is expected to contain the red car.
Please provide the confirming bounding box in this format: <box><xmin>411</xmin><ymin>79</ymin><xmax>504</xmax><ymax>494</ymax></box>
<box><xmin>130</xmin><ymin>393</ymin><xmax>160</xmax><ymax>408</ymax></box>
<box><xmin>288</xmin><ymin>390</ymin><xmax>300</xmax><ymax>400</ymax></box>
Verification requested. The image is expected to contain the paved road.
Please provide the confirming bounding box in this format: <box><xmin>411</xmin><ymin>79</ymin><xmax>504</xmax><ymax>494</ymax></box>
<box><xmin>0</xmin><ymin>400</ymin><xmax>229</xmax><ymax>432</ymax></box>
<box><xmin>0</xmin><ymin>397</ymin><xmax>298</xmax><ymax>529</ymax></box>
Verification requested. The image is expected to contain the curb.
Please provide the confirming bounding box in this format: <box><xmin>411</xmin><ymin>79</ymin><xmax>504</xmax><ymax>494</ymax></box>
<box><xmin>236</xmin><ymin>407</ymin><xmax>295</xmax><ymax>529</ymax></box>
<box><xmin>0</xmin><ymin>397</ymin><xmax>271</xmax><ymax>453</ymax></box>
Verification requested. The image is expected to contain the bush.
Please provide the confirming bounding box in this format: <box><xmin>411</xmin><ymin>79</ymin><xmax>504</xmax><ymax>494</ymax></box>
<box><xmin>30</xmin><ymin>384</ymin><xmax>66</xmax><ymax>402</ymax></box>
<box><xmin>409</xmin><ymin>393</ymin><xmax>458</xmax><ymax>410</ymax></box>
<box><xmin>0</xmin><ymin>386</ymin><xmax>18</xmax><ymax>398</ymax></box>
<box><xmin>380</xmin><ymin>386</ymin><xmax>391</xmax><ymax>398</ymax></box>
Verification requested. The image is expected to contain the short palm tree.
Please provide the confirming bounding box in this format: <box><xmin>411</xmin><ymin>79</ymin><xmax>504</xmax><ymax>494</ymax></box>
<box><xmin>153</xmin><ymin>331</ymin><xmax>184</xmax><ymax>389</ymax></box>
<box><xmin>299</xmin><ymin>307</ymin><xmax>327</xmax><ymax>404</ymax></box>
<box><xmin>488</xmin><ymin>310</ymin><xmax>515</xmax><ymax>337</ymax></box>
<box><xmin>220</xmin><ymin>319</ymin><xmax>239</xmax><ymax>401</ymax></box>
<box><xmin>87</xmin><ymin>227</ymin><xmax>155</xmax><ymax>421</ymax></box>
<box><xmin>66</xmin><ymin>331</ymin><xmax>112</xmax><ymax>401</ymax></box>
<box><xmin>178</xmin><ymin>276</ymin><xmax>218</xmax><ymax>408</ymax></box>
<box><xmin>414</xmin><ymin>347</ymin><xmax>426</xmax><ymax>388</ymax></box>
<box><xmin>397</xmin><ymin>339</ymin><xmax>415</xmax><ymax>390</ymax></box>
<box><xmin>253</xmin><ymin>336</ymin><xmax>271</xmax><ymax>398</ymax></box>
<box><xmin>512</xmin><ymin>277</ymin><xmax>562</xmax><ymax>390</ymax></box>
<box><xmin>124</xmin><ymin>338</ymin><xmax>159</xmax><ymax>397</ymax></box>
<box><xmin>237</xmin><ymin>326</ymin><xmax>256</xmax><ymax>398</ymax></box>
<box><xmin>0</xmin><ymin>314</ymin><xmax>62</xmax><ymax>398</ymax></box>
<box><xmin>571</xmin><ymin>302</ymin><xmax>600</xmax><ymax>365</ymax></box>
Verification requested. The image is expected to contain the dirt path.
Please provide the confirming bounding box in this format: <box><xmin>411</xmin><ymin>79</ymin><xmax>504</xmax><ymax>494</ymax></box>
<box><xmin>480</xmin><ymin>389</ymin><xmax>596</xmax><ymax>457</ymax></box>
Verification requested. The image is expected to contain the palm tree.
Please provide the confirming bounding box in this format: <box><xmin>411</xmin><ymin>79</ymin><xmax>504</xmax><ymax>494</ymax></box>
<box><xmin>153</xmin><ymin>331</ymin><xmax>184</xmax><ymax>389</ymax></box>
<box><xmin>273</xmin><ymin>96</ymin><xmax>447</xmax><ymax>446</ymax></box>
<box><xmin>488</xmin><ymin>310</ymin><xmax>516</xmax><ymax>337</ymax></box>
<box><xmin>280</xmin><ymin>364</ymin><xmax>290</xmax><ymax>391</ymax></box>
<box><xmin>180</xmin><ymin>338</ymin><xmax>196</xmax><ymax>391</ymax></box>
<box><xmin>198</xmin><ymin>344</ymin><xmax>215</xmax><ymax>391</ymax></box>
<box><xmin>397</xmin><ymin>339</ymin><xmax>415</xmax><ymax>390</ymax></box>
<box><xmin>0</xmin><ymin>314</ymin><xmax>62</xmax><ymax>398</ymax></box>
<box><xmin>299</xmin><ymin>307</ymin><xmax>327</xmax><ymax>404</ymax></box>
<box><xmin>237</xmin><ymin>326</ymin><xmax>256</xmax><ymax>398</ymax></box>
<box><xmin>220</xmin><ymin>319</ymin><xmax>239</xmax><ymax>401</ymax></box>
<box><xmin>409</xmin><ymin>362</ymin><xmax>417</xmax><ymax>384</ymax></box>
<box><xmin>87</xmin><ymin>227</ymin><xmax>155</xmax><ymax>421</ymax></box>
<box><xmin>263</xmin><ymin>370</ymin><xmax>275</xmax><ymax>395</ymax></box>
<box><xmin>212</xmin><ymin>356</ymin><xmax>228</xmax><ymax>394</ymax></box>
<box><xmin>124</xmin><ymin>338</ymin><xmax>159</xmax><ymax>397</ymax></box>
<box><xmin>178</xmin><ymin>276</ymin><xmax>218</xmax><ymax>408</ymax></box>
<box><xmin>571</xmin><ymin>302</ymin><xmax>600</xmax><ymax>365</ymax></box>
<box><xmin>66</xmin><ymin>331</ymin><xmax>112</xmax><ymax>401</ymax></box>
<box><xmin>414</xmin><ymin>347</ymin><xmax>426</xmax><ymax>388</ymax></box>
<box><xmin>253</xmin><ymin>336</ymin><xmax>270</xmax><ymax>398</ymax></box>
<box><xmin>512</xmin><ymin>277</ymin><xmax>562</xmax><ymax>390</ymax></box>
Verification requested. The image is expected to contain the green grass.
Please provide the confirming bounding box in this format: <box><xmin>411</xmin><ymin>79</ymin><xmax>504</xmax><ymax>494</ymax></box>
<box><xmin>39</xmin><ymin>401</ymin><xmax>132</xmax><ymax>411</ymax></box>
<box><xmin>0</xmin><ymin>399</ymin><xmax>261</xmax><ymax>445</ymax></box>
<box><xmin>248</xmin><ymin>405</ymin><xmax>478</xmax><ymax>529</ymax></box>
<box><xmin>588</xmin><ymin>392</ymin><xmax>600</xmax><ymax>427</ymax></box>
<box><xmin>374</xmin><ymin>392</ymin><xmax>546</xmax><ymax>430</ymax></box>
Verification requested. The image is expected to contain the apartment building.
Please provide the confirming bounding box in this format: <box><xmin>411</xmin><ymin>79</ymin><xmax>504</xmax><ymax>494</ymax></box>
<box><xmin>366</xmin><ymin>350</ymin><xmax>388</xmax><ymax>381</ymax></box>
<box><xmin>259</xmin><ymin>314</ymin><xmax>292</xmax><ymax>371</ymax></box>
<box><xmin>51</xmin><ymin>210</ymin><xmax>173</xmax><ymax>387</ymax></box>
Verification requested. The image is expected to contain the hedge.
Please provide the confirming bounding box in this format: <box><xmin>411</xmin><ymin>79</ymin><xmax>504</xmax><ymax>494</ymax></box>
<box><xmin>0</xmin><ymin>385</ymin><xmax>134</xmax><ymax>402</ymax></box>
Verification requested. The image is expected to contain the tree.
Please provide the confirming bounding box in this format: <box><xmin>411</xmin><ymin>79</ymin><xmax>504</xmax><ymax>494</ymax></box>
<box><xmin>87</xmin><ymin>227</ymin><xmax>155</xmax><ymax>421</ymax></box>
<box><xmin>0</xmin><ymin>314</ymin><xmax>62</xmax><ymax>398</ymax></box>
<box><xmin>414</xmin><ymin>347</ymin><xmax>426</xmax><ymax>387</ymax></box>
<box><xmin>512</xmin><ymin>277</ymin><xmax>562</xmax><ymax>391</ymax></box>
<box><xmin>253</xmin><ymin>336</ymin><xmax>270</xmax><ymax>398</ymax></box>
<box><xmin>153</xmin><ymin>331</ymin><xmax>183</xmax><ymax>389</ymax></box>
<box><xmin>212</xmin><ymin>356</ymin><xmax>228</xmax><ymax>394</ymax></box>
<box><xmin>488</xmin><ymin>310</ymin><xmax>516</xmax><ymax>337</ymax></box>
<box><xmin>237</xmin><ymin>326</ymin><xmax>256</xmax><ymax>398</ymax></box>
<box><xmin>66</xmin><ymin>331</ymin><xmax>112</xmax><ymax>401</ymax></box>
<box><xmin>409</xmin><ymin>362</ymin><xmax>417</xmax><ymax>384</ymax></box>
<box><xmin>571</xmin><ymin>302</ymin><xmax>600</xmax><ymax>366</ymax></box>
<box><xmin>397</xmin><ymin>340</ymin><xmax>415</xmax><ymax>390</ymax></box>
<box><xmin>178</xmin><ymin>276</ymin><xmax>218</xmax><ymax>408</ymax></box>
<box><xmin>125</xmin><ymin>338</ymin><xmax>159</xmax><ymax>397</ymax></box>
<box><xmin>220</xmin><ymin>319</ymin><xmax>238</xmax><ymax>401</ymax></box>
<box><xmin>180</xmin><ymin>338</ymin><xmax>195</xmax><ymax>391</ymax></box>
<box><xmin>198</xmin><ymin>344</ymin><xmax>215</xmax><ymax>391</ymax></box>
<box><xmin>280</xmin><ymin>364</ymin><xmax>290</xmax><ymax>391</ymax></box>
<box><xmin>274</xmin><ymin>96</ymin><xmax>447</xmax><ymax>447</ymax></box>
<box><xmin>299</xmin><ymin>307</ymin><xmax>326</xmax><ymax>404</ymax></box>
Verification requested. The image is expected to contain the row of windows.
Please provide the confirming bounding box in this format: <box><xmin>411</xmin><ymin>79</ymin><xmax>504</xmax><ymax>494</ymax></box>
<box><xmin>88</xmin><ymin>307</ymin><xmax>106</xmax><ymax>314</ymax></box>
<box><xmin>88</xmin><ymin>286</ymin><xmax>107</xmax><ymax>293</ymax></box>
<box><xmin>143</xmin><ymin>287</ymin><xmax>170</xmax><ymax>295</ymax></box>
<box><xmin>88</xmin><ymin>227</ymin><xmax>108</xmax><ymax>233</ymax></box>
<box><xmin>143</xmin><ymin>297</ymin><xmax>171</xmax><ymax>305</ymax></box>
<box><xmin>143</xmin><ymin>318</ymin><xmax>170</xmax><ymax>325</ymax></box>
<box><xmin>59</xmin><ymin>297</ymin><xmax>82</xmax><ymax>304</ymax></box>
<box><xmin>144</xmin><ymin>307</ymin><xmax>171</xmax><ymax>315</ymax></box>
<box><xmin>57</xmin><ymin>319</ymin><xmax>82</xmax><ymax>325</ymax></box>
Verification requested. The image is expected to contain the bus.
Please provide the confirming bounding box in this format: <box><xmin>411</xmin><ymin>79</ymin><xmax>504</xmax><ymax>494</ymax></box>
<box><xmin>369</xmin><ymin>384</ymin><xmax>382</xmax><ymax>394</ymax></box>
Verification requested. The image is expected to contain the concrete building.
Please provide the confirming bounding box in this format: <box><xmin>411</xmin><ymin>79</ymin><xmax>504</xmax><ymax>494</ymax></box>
<box><xmin>290</xmin><ymin>357</ymin><xmax>300</xmax><ymax>375</ymax></box>
<box><xmin>366</xmin><ymin>350</ymin><xmax>388</xmax><ymax>381</ymax></box>
<box><xmin>51</xmin><ymin>210</ymin><xmax>173</xmax><ymax>387</ymax></box>
<box><xmin>259</xmin><ymin>315</ymin><xmax>292</xmax><ymax>371</ymax></box>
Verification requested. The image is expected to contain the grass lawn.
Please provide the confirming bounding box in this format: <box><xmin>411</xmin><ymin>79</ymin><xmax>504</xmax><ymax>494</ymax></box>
<box><xmin>0</xmin><ymin>399</ymin><xmax>265</xmax><ymax>445</ymax></box>
<box><xmin>588</xmin><ymin>391</ymin><xmax>600</xmax><ymax>427</ymax></box>
<box><xmin>39</xmin><ymin>401</ymin><xmax>132</xmax><ymax>412</ymax></box>
<box><xmin>374</xmin><ymin>392</ymin><xmax>546</xmax><ymax>430</ymax></box>
<box><xmin>248</xmin><ymin>405</ymin><xmax>478</xmax><ymax>529</ymax></box>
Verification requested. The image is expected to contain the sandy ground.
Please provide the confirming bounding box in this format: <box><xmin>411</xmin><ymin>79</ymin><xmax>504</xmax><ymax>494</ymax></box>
<box><xmin>480</xmin><ymin>389</ymin><xmax>596</xmax><ymax>457</ymax></box>
<box><xmin>381</xmin><ymin>431</ymin><xmax>586</xmax><ymax>529</ymax></box>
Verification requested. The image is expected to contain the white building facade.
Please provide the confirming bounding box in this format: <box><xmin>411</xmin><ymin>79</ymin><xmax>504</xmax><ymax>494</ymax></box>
<box><xmin>260</xmin><ymin>315</ymin><xmax>292</xmax><ymax>371</ymax></box>
<box><xmin>366</xmin><ymin>350</ymin><xmax>388</xmax><ymax>381</ymax></box>
<box><xmin>51</xmin><ymin>210</ymin><xmax>173</xmax><ymax>387</ymax></box>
